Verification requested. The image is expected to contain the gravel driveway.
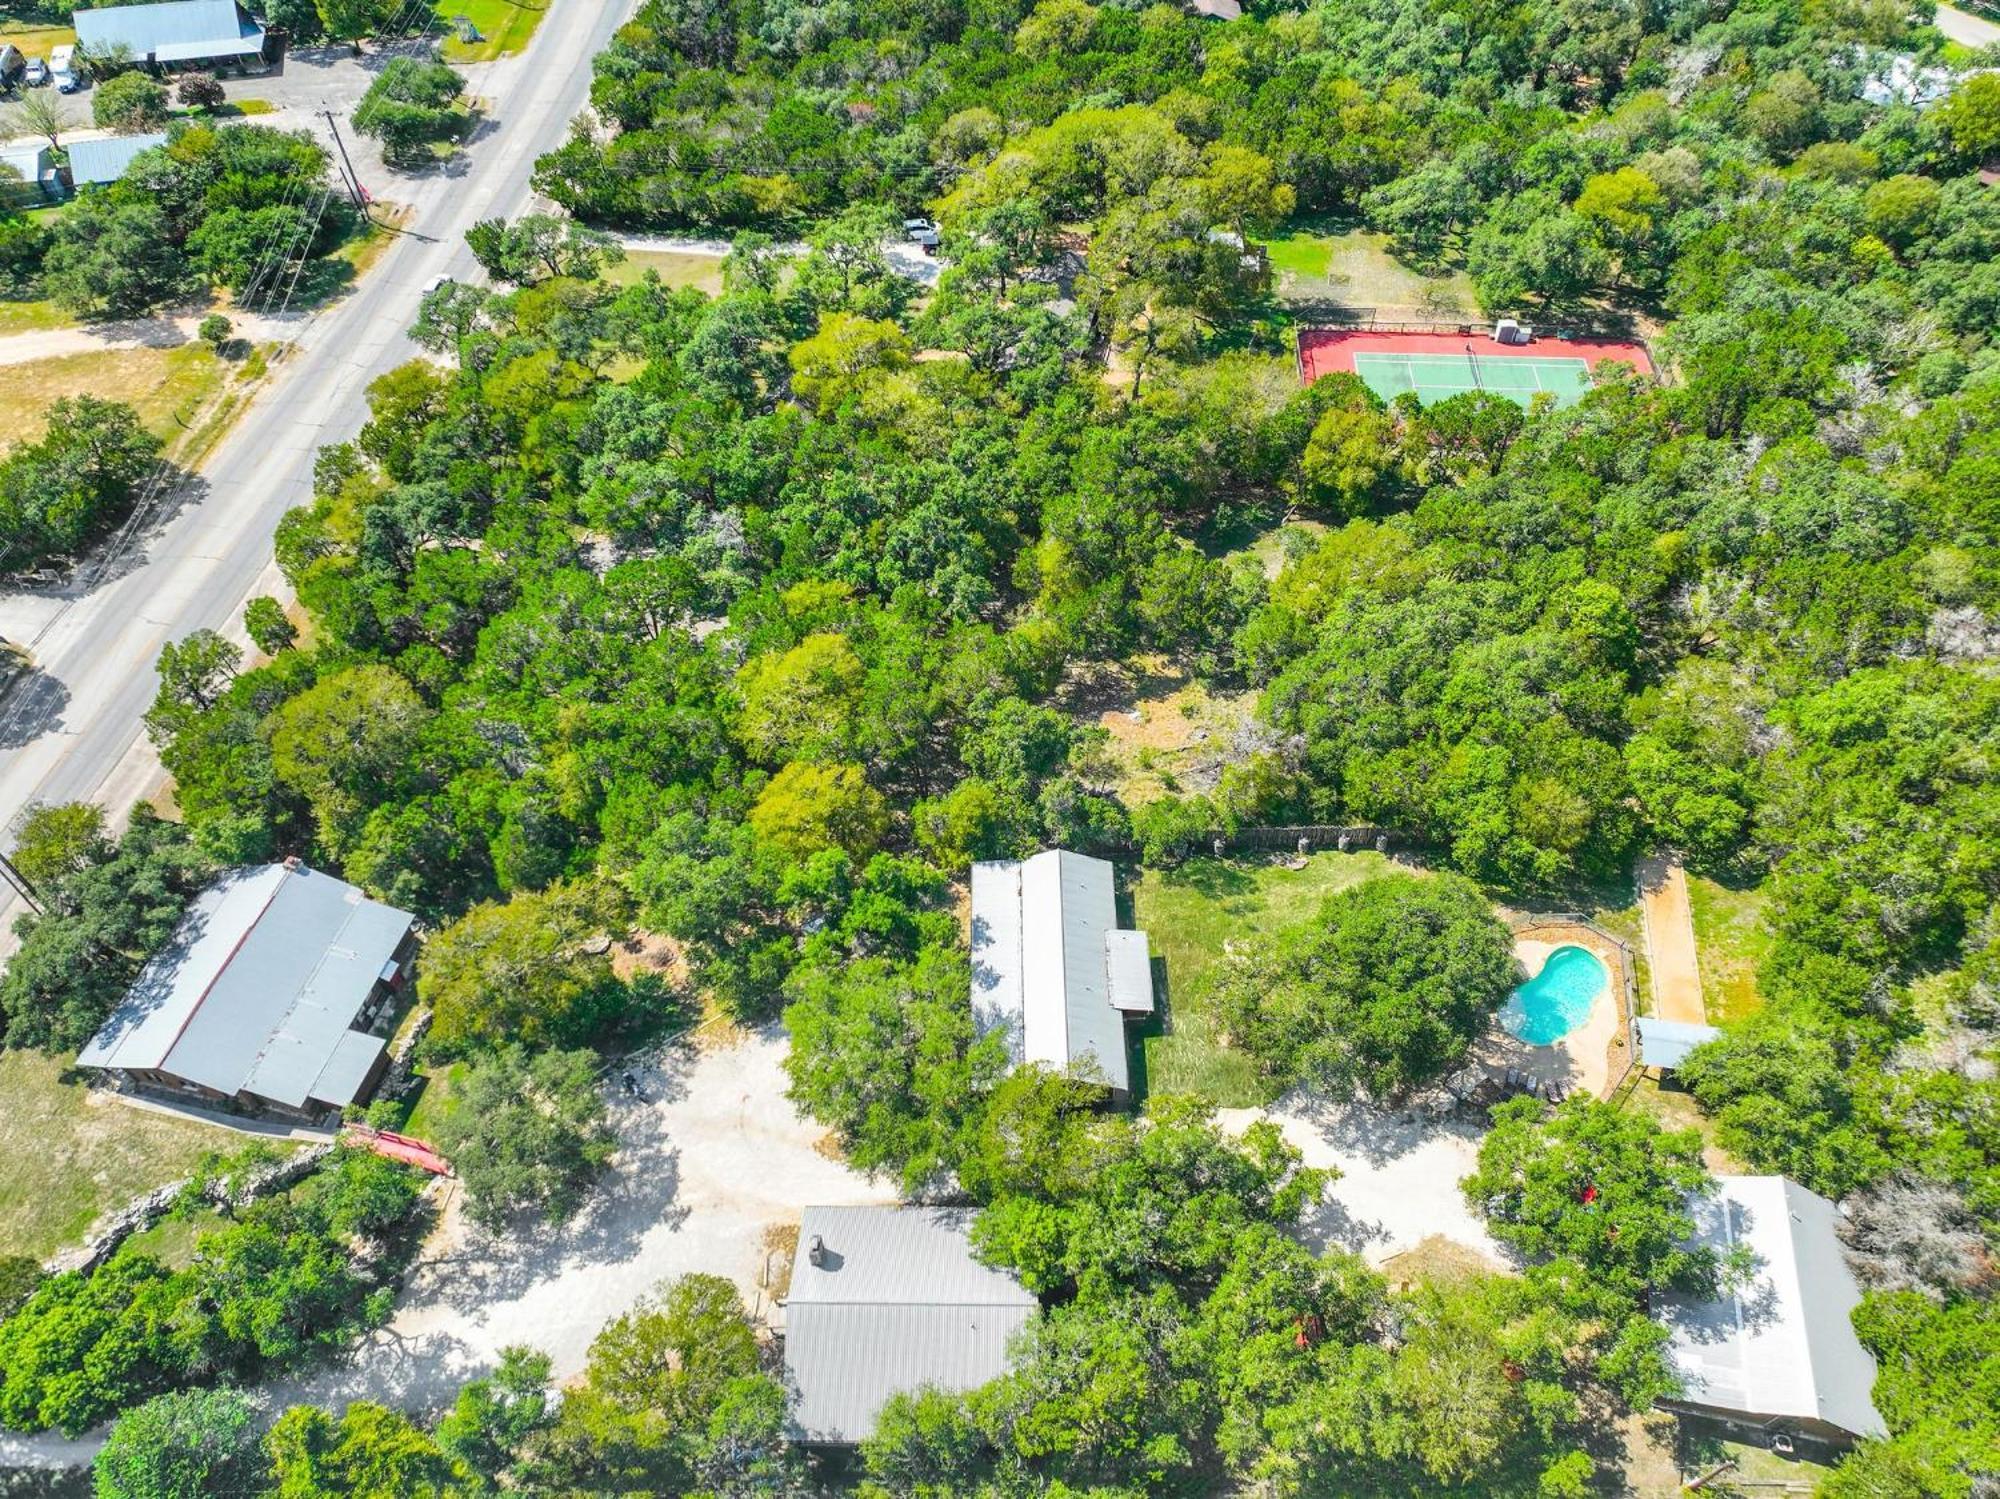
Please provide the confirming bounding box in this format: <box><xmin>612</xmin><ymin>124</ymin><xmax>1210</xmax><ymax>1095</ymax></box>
<box><xmin>1218</xmin><ymin>1092</ymin><xmax>1506</xmax><ymax>1270</ymax></box>
<box><xmin>274</xmin><ymin>1025</ymin><xmax>898</xmax><ymax>1416</ymax></box>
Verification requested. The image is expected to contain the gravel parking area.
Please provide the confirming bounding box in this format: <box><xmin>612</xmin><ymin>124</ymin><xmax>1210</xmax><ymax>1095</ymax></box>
<box><xmin>275</xmin><ymin>1024</ymin><xmax>897</xmax><ymax>1415</ymax></box>
<box><xmin>1219</xmin><ymin>1092</ymin><xmax>1506</xmax><ymax>1270</ymax></box>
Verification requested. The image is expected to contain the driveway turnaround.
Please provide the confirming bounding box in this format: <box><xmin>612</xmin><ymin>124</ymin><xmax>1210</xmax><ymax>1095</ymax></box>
<box><xmin>0</xmin><ymin>1026</ymin><xmax>899</xmax><ymax>1467</ymax></box>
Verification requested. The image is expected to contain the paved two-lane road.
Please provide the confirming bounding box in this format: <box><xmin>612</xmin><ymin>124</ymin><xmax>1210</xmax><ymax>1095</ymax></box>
<box><xmin>0</xmin><ymin>0</ymin><xmax>631</xmax><ymax>924</ymax></box>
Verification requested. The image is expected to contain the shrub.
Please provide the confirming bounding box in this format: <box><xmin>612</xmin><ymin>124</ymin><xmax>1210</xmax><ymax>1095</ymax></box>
<box><xmin>176</xmin><ymin>73</ymin><xmax>226</xmax><ymax>112</ymax></box>
<box><xmin>92</xmin><ymin>73</ymin><xmax>171</xmax><ymax>133</ymax></box>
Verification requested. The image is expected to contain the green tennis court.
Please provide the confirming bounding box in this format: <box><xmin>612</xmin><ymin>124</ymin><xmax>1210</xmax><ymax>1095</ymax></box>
<box><xmin>1353</xmin><ymin>351</ymin><xmax>1595</xmax><ymax>408</ymax></box>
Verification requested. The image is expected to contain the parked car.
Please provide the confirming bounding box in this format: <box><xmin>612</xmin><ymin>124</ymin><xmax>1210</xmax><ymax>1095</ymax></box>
<box><xmin>49</xmin><ymin>45</ymin><xmax>79</xmax><ymax>93</ymax></box>
<box><xmin>23</xmin><ymin>58</ymin><xmax>47</xmax><ymax>87</ymax></box>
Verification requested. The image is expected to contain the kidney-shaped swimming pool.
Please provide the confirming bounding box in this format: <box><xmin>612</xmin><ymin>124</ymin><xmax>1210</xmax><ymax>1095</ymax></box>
<box><xmin>1501</xmin><ymin>945</ymin><xmax>1609</xmax><ymax>1045</ymax></box>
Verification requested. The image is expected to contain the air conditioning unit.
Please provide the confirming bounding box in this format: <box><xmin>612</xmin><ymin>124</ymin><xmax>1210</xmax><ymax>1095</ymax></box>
<box><xmin>1493</xmin><ymin>318</ymin><xmax>1531</xmax><ymax>345</ymax></box>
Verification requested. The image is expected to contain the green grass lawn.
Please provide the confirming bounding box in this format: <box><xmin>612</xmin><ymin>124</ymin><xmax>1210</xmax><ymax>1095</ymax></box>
<box><xmin>0</xmin><ymin>297</ymin><xmax>72</xmax><ymax>336</ymax></box>
<box><xmin>119</xmin><ymin>1206</ymin><xmax>225</xmax><ymax>1270</ymax></box>
<box><xmin>1130</xmin><ymin>850</ymin><xmax>1399</xmax><ymax>1107</ymax></box>
<box><xmin>1261</xmin><ymin>228</ymin><xmax>1335</xmax><ymax>279</ymax></box>
<box><xmin>401</xmin><ymin>1062</ymin><xmax>465</xmax><ymax>1142</ymax></box>
<box><xmin>0</xmin><ymin>22</ymin><xmax>77</xmax><ymax>56</ymax></box>
<box><xmin>441</xmin><ymin>0</ymin><xmax>548</xmax><ymax>61</ymax></box>
<box><xmin>1265</xmin><ymin>225</ymin><xmax>1479</xmax><ymax>321</ymax></box>
<box><xmin>1687</xmin><ymin>874</ymin><xmax>1771</xmax><ymax>1023</ymax></box>
<box><xmin>0</xmin><ymin>1052</ymin><xmax>229</xmax><ymax>1262</ymax></box>
<box><xmin>605</xmin><ymin>248</ymin><xmax>727</xmax><ymax>295</ymax></box>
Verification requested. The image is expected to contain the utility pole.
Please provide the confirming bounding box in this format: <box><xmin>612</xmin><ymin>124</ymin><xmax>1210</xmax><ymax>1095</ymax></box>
<box><xmin>320</xmin><ymin>109</ymin><xmax>368</xmax><ymax>215</ymax></box>
<box><xmin>0</xmin><ymin>850</ymin><xmax>44</xmax><ymax>916</ymax></box>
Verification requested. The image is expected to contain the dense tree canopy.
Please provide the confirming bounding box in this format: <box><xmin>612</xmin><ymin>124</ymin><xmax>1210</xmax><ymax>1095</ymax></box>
<box><xmin>6</xmin><ymin>0</ymin><xmax>1998</xmax><ymax>1485</ymax></box>
<box><xmin>1210</xmin><ymin>871</ymin><xmax>1518</xmax><ymax>1098</ymax></box>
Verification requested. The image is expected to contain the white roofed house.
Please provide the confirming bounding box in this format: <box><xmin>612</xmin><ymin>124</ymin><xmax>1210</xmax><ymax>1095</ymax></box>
<box><xmin>1655</xmin><ymin>1176</ymin><xmax>1888</xmax><ymax>1449</ymax></box>
<box><xmin>782</xmin><ymin>1205</ymin><xmax>1039</xmax><ymax>1445</ymax></box>
<box><xmin>76</xmin><ymin>861</ymin><xmax>417</xmax><ymax>1124</ymax></box>
<box><xmin>969</xmin><ymin>849</ymin><xmax>1155</xmax><ymax>1103</ymax></box>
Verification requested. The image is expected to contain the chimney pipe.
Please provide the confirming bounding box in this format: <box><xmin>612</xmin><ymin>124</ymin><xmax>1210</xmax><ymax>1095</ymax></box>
<box><xmin>807</xmin><ymin>1234</ymin><xmax>827</xmax><ymax>1267</ymax></box>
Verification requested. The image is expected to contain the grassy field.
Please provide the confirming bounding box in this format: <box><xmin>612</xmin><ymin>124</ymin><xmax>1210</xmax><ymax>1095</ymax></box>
<box><xmin>118</xmin><ymin>1206</ymin><xmax>225</xmax><ymax>1269</ymax></box>
<box><xmin>0</xmin><ymin>297</ymin><xmax>71</xmax><ymax>336</ymax></box>
<box><xmin>441</xmin><ymin>0</ymin><xmax>548</xmax><ymax>62</ymax></box>
<box><xmin>1687</xmin><ymin>874</ymin><xmax>1771</xmax><ymax>1023</ymax></box>
<box><xmin>0</xmin><ymin>341</ymin><xmax>232</xmax><ymax>456</ymax></box>
<box><xmin>1130</xmin><ymin>850</ymin><xmax>1399</xmax><ymax>1106</ymax></box>
<box><xmin>0</xmin><ymin>1052</ymin><xmax>225</xmax><ymax>1261</ymax></box>
<box><xmin>1262</xmin><ymin>228</ymin><xmax>1334</xmax><ymax>279</ymax></box>
<box><xmin>1263</xmin><ymin>226</ymin><xmax>1478</xmax><ymax>321</ymax></box>
<box><xmin>0</xmin><ymin>22</ymin><xmax>77</xmax><ymax>56</ymax></box>
<box><xmin>606</xmin><ymin>248</ymin><xmax>727</xmax><ymax>296</ymax></box>
<box><xmin>401</xmin><ymin>1061</ymin><xmax>465</xmax><ymax>1142</ymax></box>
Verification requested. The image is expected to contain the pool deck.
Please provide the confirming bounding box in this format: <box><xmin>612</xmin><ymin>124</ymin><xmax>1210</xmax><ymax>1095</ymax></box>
<box><xmin>1468</xmin><ymin>927</ymin><xmax>1632</xmax><ymax>1099</ymax></box>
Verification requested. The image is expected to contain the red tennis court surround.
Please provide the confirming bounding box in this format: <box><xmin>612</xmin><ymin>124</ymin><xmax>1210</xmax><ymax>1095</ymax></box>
<box><xmin>1298</xmin><ymin>328</ymin><xmax>1653</xmax><ymax>388</ymax></box>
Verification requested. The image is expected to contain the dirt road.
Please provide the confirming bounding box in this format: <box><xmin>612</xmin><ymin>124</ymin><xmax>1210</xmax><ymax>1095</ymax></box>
<box><xmin>1637</xmin><ymin>855</ymin><xmax>1707</xmax><ymax>1024</ymax></box>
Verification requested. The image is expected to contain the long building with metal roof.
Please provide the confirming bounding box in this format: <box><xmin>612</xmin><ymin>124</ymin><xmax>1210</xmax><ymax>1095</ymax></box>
<box><xmin>77</xmin><ymin>862</ymin><xmax>414</xmax><ymax>1122</ymax></box>
<box><xmin>1656</xmin><ymin>1175</ymin><xmax>1888</xmax><ymax>1446</ymax></box>
<box><xmin>969</xmin><ymin>849</ymin><xmax>1153</xmax><ymax>1099</ymax></box>
<box><xmin>73</xmin><ymin>0</ymin><xmax>266</xmax><ymax>67</ymax></box>
<box><xmin>783</xmin><ymin>1205</ymin><xmax>1039</xmax><ymax>1444</ymax></box>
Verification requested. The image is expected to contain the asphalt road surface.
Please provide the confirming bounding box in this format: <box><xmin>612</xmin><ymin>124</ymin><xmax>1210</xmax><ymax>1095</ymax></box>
<box><xmin>1934</xmin><ymin>1</ymin><xmax>2000</xmax><ymax>47</ymax></box>
<box><xmin>0</xmin><ymin>0</ymin><xmax>632</xmax><ymax>932</ymax></box>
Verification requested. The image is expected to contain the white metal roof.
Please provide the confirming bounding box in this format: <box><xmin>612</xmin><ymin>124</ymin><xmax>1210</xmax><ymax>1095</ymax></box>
<box><xmin>1635</xmin><ymin>1016</ymin><xmax>1721</xmax><ymax>1070</ymax></box>
<box><xmin>969</xmin><ymin>849</ymin><xmax>1138</xmax><ymax>1092</ymax></box>
<box><xmin>1104</xmin><ymin>929</ymin><xmax>1154</xmax><ymax>1013</ymax></box>
<box><xmin>78</xmin><ymin>864</ymin><xmax>412</xmax><ymax>1110</ymax></box>
<box><xmin>73</xmin><ymin>0</ymin><xmax>264</xmax><ymax>62</ymax></box>
<box><xmin>785</xmin><ymin>1206</ymin><xmax>1037</xmax><ymax>1444</ymax></box>
<box><xmin>1658</xmin><ymin>1175</ymin><xmax>1887</xmax><ymax>1439</ymax></box>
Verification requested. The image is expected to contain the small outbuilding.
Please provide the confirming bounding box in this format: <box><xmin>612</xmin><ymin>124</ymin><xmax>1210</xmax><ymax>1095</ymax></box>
<box><xmin>783</xmin><ymin>1205</ymin><xmax>1039</xmax><ymax>1445</ymax></box>
<box><xmin>970</xmin><ymin>849</ymin><xmax>1153</xmax><ymax>1101</ymax></box>
<box><xmin>73</xmin><ymin>0</ymin><xmax>267</xmax><ymax>70</ymax></box>
<box><xmin>0</xmin><ymin>142</ymin><xmax>58</xmax><ymax>205</ymax></box>
<box><xmin>77</xmin><ymin>861</ymin><xmax>416</xmax><ymax>1123</ymax></box>
<box><xmin>1655</xmin><ymin>1175</ymin><xmax>1888</xmax><ymax>1448</ymax></box>
<box><xmin>63</xmin><ymin>132</ymin><xmax>170</xmax><ymax>189</ymax></box>
<box><xmin>1632</xmin><ymin>1015</ymin><xmax>1721</xmax><ymax>1072</ymax></box>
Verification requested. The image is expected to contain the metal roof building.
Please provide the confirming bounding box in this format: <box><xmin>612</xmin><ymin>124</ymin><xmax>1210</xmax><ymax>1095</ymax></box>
<box><xmin>78</xmin><ymin>863</ymin><xmax>414</xmax><ymax>1119</ymax></box>
<box><xmin>64</xmin><ymin>133</ymin><xmax>169</xmax><ymax>188</ymax></box>
<box><xmin>969</xmin><ymin>849</ymin><xmax>1153</xmax><ymax>1097</ymax></box>
<box><xmin>1656</xmin><ymin>1175</ymin><xmax>1888</xmax><ymax>1445</ymax></box>
<box><xmin>784</xmin><ymin>1206</ymin><xmax>1038</xmax><ymax>1444</ymax></box>
<box><xmin>1634</xmin><ymin>1015</ymin><xmax>1722</xmax><ymax>1071</ymax></box>
<box><xmin>73</xmin><ymin>0</ymin><xmax>266</xmax><ymax>66</ymax></box>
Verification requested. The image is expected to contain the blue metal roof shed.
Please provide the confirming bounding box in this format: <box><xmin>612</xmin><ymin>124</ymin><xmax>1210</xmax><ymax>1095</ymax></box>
<box><xmin>73</xmin><ymin>0</ymin><xmax>266</xmax><ymax>66</ymax></box>
<box><xmin>1634</xmin><ymin>1015</ymin><xmax>1722</xmax><ymax>1070</ymax></box>
<box><xmin>64</xmin><ymin>132</ymin><xmax>169</xmax><ymax>188</ymax></box>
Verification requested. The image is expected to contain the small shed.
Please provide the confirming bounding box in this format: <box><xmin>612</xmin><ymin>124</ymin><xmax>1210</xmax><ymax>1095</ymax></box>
<box><xmin>0</xmin><ymin>142</ymin><xmax>57</xmax><ymax>205</ymax></box>
<box><xmin>1633</xmin><ymin>1015</ymin><xmax>1721</xmax><ymax>1071</ymax></box>
<box><xmin>65</xmin><ymin>132</ymin><xmax>170</xmax><ymax>189</ymax></box>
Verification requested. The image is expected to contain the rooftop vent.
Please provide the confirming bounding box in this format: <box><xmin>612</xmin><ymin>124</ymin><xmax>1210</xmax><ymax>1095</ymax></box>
<box><xmin>807</xmin><ymin>1234</ymin><xmax>828</xmax><ymax>1267</ymax></box>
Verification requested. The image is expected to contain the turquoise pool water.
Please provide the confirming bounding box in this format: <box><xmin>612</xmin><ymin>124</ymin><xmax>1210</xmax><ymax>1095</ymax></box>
<box><xmin>1501</xmin><ymin>945</ymin><xmax>1609</xmax><ymax>1044</ymax></box>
